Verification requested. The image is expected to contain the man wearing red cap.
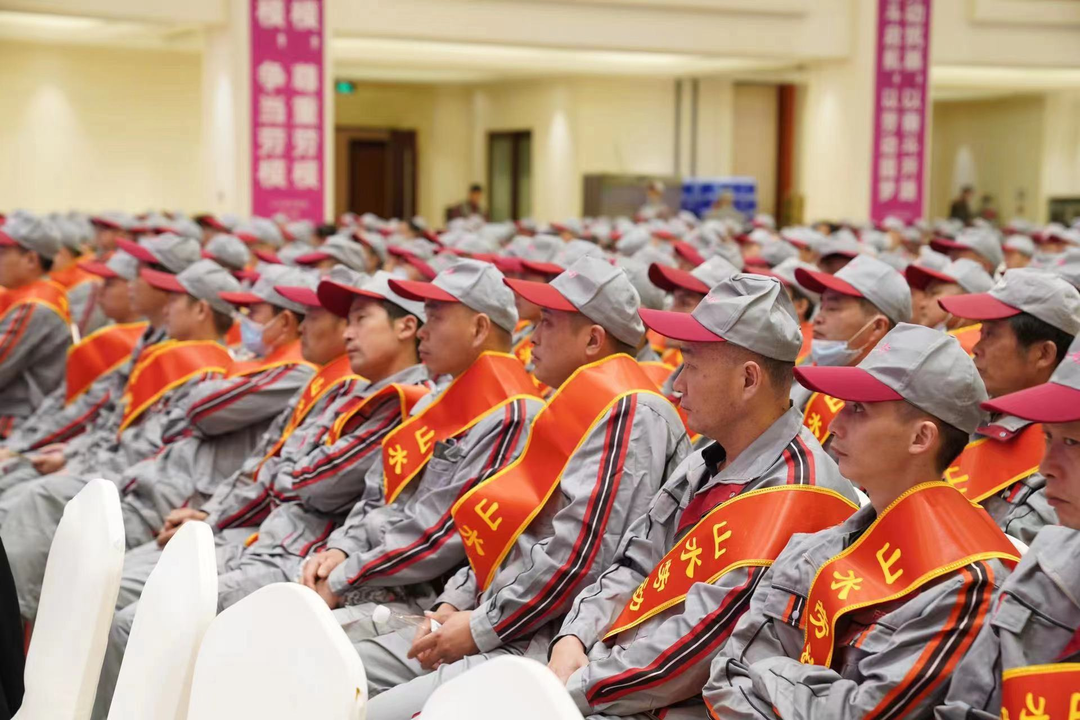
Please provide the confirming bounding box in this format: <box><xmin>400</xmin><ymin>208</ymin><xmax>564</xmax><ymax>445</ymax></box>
<box><xmin>702</xmin><ymin>323</ymin><xmax>1019</xmax><ymax>720</ymax></box>
<box><xmin>904</xmin><ymin>258</ymin><xmax>993</xmax><ymax>354</ymax></box>
<box><xmin>938</xmin><ymin>335</ymin><xmax>1080</xmax><ymax>720</ymax></box>
<box><xmin>355</xmin><ymin>256</ymin><xmax>689</xmax><ymax>720</ymax></box>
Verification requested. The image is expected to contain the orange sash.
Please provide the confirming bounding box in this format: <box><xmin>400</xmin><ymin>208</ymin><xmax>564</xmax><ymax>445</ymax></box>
<box><xmin>943</xmin><ymin>422</ymin><xmax>1044</xmax><ymax>504</ymax></box>
<box><xmin>226</xmin><ymin>340</ymin><xmax>313</xmax><ymax>378</ymax></box>
<box><xmin>639</xmin><ymin>361</ymin><xmax>677</xmax><ymax>390</ymax></box>
<box><xmin>49</xmin><ymin>261</ymin><xmax>98</xmax><ymax>291</ymax></box>
<box><xmin>452</xmin><ymin>354</ymin><xmax>664</xmax><ymax>590</ymax></box>
<box><xmin>65</xmin><ymin>321</ymin><xmax>148</xmax><ymax>404</ymax></box>
<box><xmin>381</xmin><ymin>352</ymin><xmax>539</xmax><ymax>504</ymax></box>
<box><xmin>512</xmin><ymin>325</ymin><xmax>550</xmax><ymax>394</ymax></box>
<box><xmin>800</xmin><ymin>482</ymin><xmax>1019</xmax><ymax>668</ymax></box>
<box><xmin>803</xmin><ymin>392</ymin><xmax>845</xmax><ymax>444</ymax></box>
<box><xmin>796</xmin><ymin>322</ymin><xmax>813</xmax><ymax>365</ymax></box>
<box><xmin>948</xmin><ymin>323</ymin><xmax>981</xmax><ymax>357</ymax></box>
<box><xmin>225</xmin><ymin>320</ymin><xmax>242</xmax><ymax>348</ymax></box>
<box><xmin>604</xmin><ymin>485</ymin><xmax>858</xmax><ymax>639</ymax></box>
<box><xmin>118</xmin><ymin>340</ymin><xmax>233</xmax><ymax>434</ymax></box>
<box><xmin>325</xmin><ymin>383</ymin><xmax>430</xmax><ymax>445</ymax></box>
<box><xmin>0</xmin><ymin>279</ymin><xmax>71</xmax><ymax>326</ymax></box>
<box><xmin>1001</xmin><ymin>664</ymin><xmax>1080</xmax><ymax>720</ymax></box>
<box><xmin>257</xmin><ymin>354</ymin><xmax>361</xmax><ymax>470</ymax></box>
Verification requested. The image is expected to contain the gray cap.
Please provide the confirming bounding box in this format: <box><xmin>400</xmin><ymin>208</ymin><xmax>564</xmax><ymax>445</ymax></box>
<box><xmin>795</xmin><ymin>323</ymin><xmax>989</xmax><ymax>434</ymax></box>
<box><xmin>390</xmin><ymin>259</ymin><xmax>518</xmax><ymax>334</ymax></box>
<box><xmin>914</xmin><ymin>248</ymin><xmax>951</xmax><ymax>272</ymax></box>
<box><xmin>640</xmin><ymin>273</ymin><xmax>802</xmax><ymax>362</ymax></box>
<box><xmin>54</xmin><ymin>218</ymin><xmax>85</xmax><ymax>253</ymax></box>
<box><xmin>648</xmin><ymin>255</ymin><xmax>741</xmax><ymax>295</ymax></box>
<box><xmin>317</xmin><ymin>268</ymin><xmax>426</xmax><ymax>321</ymax></box>
<box><xmin>709</xmin><ymin>241</ymin><xmax>746</xmax><ymax>271</ymax></box>
<box><xmin>297</xmin><ymin>234</ymin><xmax>370</xmax><ymax>273</ymax></box>
<box><xmin>618</xmin><ymin>260</ymin><xmax>666</xmax><ymax>311</ymax></box>
<box><xmin>796</xmin><ymin>254</ymin><xmax>913</xmax><ymax>325</ymax></box>
<box><xmin>167</xmin><ymin>217</ymin><xmax>203</xmax><ymax>242</ymax></box>
<box><xmin>505</xmin><ymin>234</ymin><xmax>561</xmax><ymax>264</ymax></box>
<box><xmin>223</xmin><ymin>265</ymin><xmax>315</xmax><ymax>315</ymax></box>
<box><xmin>757</xmin><ymin>239</ymin><xmax>798</xmax><ymax>267</ymax></box>
<box><xmin>1051</xmin><ymin>248</ymin><xmax>1080</xmax><ymax>291</ymax></box>
<box><xmin>769</xmin><ymin>258</ymin><xmax>822</xmax><ymax>304</ymax></box>
<box><xmin>938</xmin><ymin>267</ymin><xmax>1080</xmax><ymax>336</ymax></box>
<box><xmin>203</xmin><ymin>234</ymin><xmax>252</xmax><ymax>272</ymax></box>
<box><xmin>552</xmin><ymin>239</ymin><xmax>608</xmax><ymax>270</ymax></box>
<box><xmin>1004</xmin><ymin>234</ymin><xmax>1035</xmax><ymax>257</ymax></box>
<box><xmin>104</xmin><ymin>251</ymin><xmax>140</xmax><ymax>281</ymax></box>
<box><xmin>145</xmin><ymin>259</ymin><xmax>241</xmax><ymax>316</ymax></box>
<box><xmin>932</xmin><ymin>229</ymin><xmax>1004</xmax><ymax>269</ymax></box>
<box><xmin>121</xmin><ymin>233</ymin><xmax>202</xmax><ymax>274</ymax></box>
<box><xmin>355</xmin><ymin>231</ymin><xmax>389</xmax><ymax>263</ymax></box>
<box><xmin>615</xmin><ymin>227</ymin><xmax>651</xmax><ymax>255</ymax></box>
<box><xmin>286</xmin><ymin>220</ymin><xmax>316</xmax><ymax>244</ymax></box>
<box><xmin>817</xmin><ymin>232</ymin><xmax>862</xmax><ymax>260</ymax></box>
<box><xmin>0</xmin><ymin>213</ymin><xmax>61</xmax><ymax>260</ymax></box>
<box><xmin>234</xmin><ymin>217</ymin><xmax>285</xmax><ymax>249</ymax></box>
<box><xmin>507</xmin><ymin>255</ymin><xmax>645</xmax><ymax>346</ymax></box>
<box><xmin>906</xmin><ymin>258</ymin><xmax>994</xmax><ymax>294</ymax></box>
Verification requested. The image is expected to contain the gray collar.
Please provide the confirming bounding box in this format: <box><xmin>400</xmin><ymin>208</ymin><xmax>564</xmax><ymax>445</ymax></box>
<box><xmin>366</xmin><ymin>363</ymin><xmax>429</xmax><ymax>394</ymax></box>
<box><xmin>696</xmin><ymin>406</ymin><xmax>806</xmax><ymax>490</ymax></box>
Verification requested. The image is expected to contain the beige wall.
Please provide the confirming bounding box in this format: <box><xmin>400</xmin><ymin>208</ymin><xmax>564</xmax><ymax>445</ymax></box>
<box><xmin>0</xmin><ymin>41</ymin><xmax>203</xmax><ymax>213</ymax></box>
<box><xmin>1042</xmin><ymin>89</ymin><xmax>1080</xmax><ymax>210</ymax></box>
<box><xmin>732</xmin><ymin>84</ymin><xmax>779</xmax><ymax>217</ymax></box>
<box><xmin>929</xmin><ymin>95</ymin><xmax>1045</xmax><ymax>222</ymax></box>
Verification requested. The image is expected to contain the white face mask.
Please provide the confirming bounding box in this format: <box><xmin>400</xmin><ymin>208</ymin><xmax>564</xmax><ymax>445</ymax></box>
<box><xmin>239</xmin><ymin>314</ymin><xmax>268</xmax><ymax>356</ymax></box>
<box><xmin>390</xmin><ymin>267</ymin><xmax>411</xmax><ymax>280</ymax></box>
<box><xmin>809</xmin><ymin>317</ymin><xmax>880</xmax><ymax>367</ymax></box>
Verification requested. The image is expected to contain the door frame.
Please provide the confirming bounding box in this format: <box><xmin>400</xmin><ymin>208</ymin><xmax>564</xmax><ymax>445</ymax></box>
<box><xmin>487</xmin><ymin>130</ymin><xmax>531</xmax><ymax>221</ymax></box>
<box><xmin>334</xmin><ymin>126</ymin><xmax>418</xmax><ymax>220</ymax></box>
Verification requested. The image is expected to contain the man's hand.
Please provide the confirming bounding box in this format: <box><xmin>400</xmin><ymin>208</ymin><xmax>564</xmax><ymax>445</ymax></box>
<box><xmin>407</xmin><ymin>610</ymin><xmax>478</xmax><ymax>670</ymax></box>
<box><xmin>156</xmin><ymin>508</ymin><xmax>208</xmax><ymax>547</ymax></box>
<box><xmin>548</xmin><ymin>636</ymin><xmax>590</xmax><ymax>685</ymax></box>
<box><xmin>313</xmin><ymin>577</ymin><xmax>342</xmax><ymax>609</ymax></box>
<box><xmin>300</xmin><ymin>549</ymin><xmax>347</xmax><ymax>590</ymax></box>
<box><xmin>30</xmin><ymin>451</ymin><xmax>66</xmax><ymax>475</ymax></box>
<box><xmin>0</xmin><ymin>447</ymin><xmax>16</xmax><ymax>462</ymax></box>
<box><xmin>408</xmin><ymin>602</ymin><xmax>457</xmax><ymax>666</ymax></box>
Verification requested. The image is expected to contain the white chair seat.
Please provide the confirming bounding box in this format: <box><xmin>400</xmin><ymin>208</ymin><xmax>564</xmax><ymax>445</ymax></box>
<box><xmin>422</xmin><ymin>656</ymin><xmax>585</xmax><ymax>720</ymax></box>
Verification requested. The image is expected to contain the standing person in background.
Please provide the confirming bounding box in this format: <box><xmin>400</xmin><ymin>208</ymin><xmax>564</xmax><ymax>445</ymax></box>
<box><xmin>703</xmin><ymin>190</ymin><xmax>745</xmax><ymax>224</ymax></box>
<box><xmin>638</xmin><ymin>181</ymin><xmax>672</xmax><ymax>221</ymax></box>
<box><xmin>447</xmin><ymin>184</ymin><xmax>486</xmax><ymax>222</ymax></box>
<box><xmin>950</xmin><ymin>185</ymin><xmax>975</xmax><ymax>225</ymax></box>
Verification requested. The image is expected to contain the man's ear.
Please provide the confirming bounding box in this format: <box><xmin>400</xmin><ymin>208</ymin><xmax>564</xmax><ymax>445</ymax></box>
<box><xmin>868</xmin><ymin>315</ymin><xmax>891</xmax><ymax>344</ymax></box>
<box><xmin>1030</xmin><ymin>340</ymin><xmax>1060</xmax><ymax>374</ymax></box>
<box><xmin>583</xmin><ymin>325</ymin><xmax>608</xmax><ymax>360</ymax></box>
<box><xmin>742</xmin><ymin>360</ymin><xmax>765</xmax><ymax>397</ymax></box>
<box><xmin>909</xmin><ymin>417</ymin><xmax>939</xmax><ymax>460</ymax></box>
<box><xmin>394</xmin><ymin>314</ymin><xmax>419</xmax><ymax>341</ymax></box>
<box><xmin>472</xmin><ymin>312</ymin><xmax>493</xmax><ymax>346</ymax></box>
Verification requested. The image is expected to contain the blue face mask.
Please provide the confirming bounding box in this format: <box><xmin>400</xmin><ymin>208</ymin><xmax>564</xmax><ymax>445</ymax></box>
<box><xmin>809</xmin><ymin>317</ymin><xmax>878</xmax><ymax>367</ymax></box>
<box><xmin>239</xmin><ymin>314</ymin><xmax>267</xmax><ymax>357</ymax></box>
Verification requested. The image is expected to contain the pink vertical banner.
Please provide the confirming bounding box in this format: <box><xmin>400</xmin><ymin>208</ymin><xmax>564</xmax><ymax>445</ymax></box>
<box><xmin>870</xmin><ymin>0</ymin><xmax>931</xmax><ymax>224</ymax></box>
<box><xmin>250</xmin><ymin>0</ymin><xmax>324</xmax><ymax>224</ymax></box>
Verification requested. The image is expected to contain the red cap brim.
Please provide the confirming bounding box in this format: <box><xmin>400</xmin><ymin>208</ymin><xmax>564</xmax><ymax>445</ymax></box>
<box><xmin>981</xmin><ymin>382</ymin><xmax>1080</xmax><ymax>423</ymax></box>
<box><xmin>904</xmin><ymin>264</ymin><xmax>957</xmax><ymax>291</ymax></box>
<box><xmin>388</xmin><ymin>278</ymin><xmax>457</xmax><ymax>303</ymax></box>
<box><xmin>79</xmin><ymin>259</ymin><xmax>118</xmax><ymax>279</ymax></box>
<box><xmin>503</xmin><ymin>278</ymin><xmax>577</xmax><ymax>311</ymax></box>
<box><xmin>218</xmin><ymin>291</ymin><xmax>262</xmax><ymax>306</ymax></box>
<box><xmin>402</xmin><ymin>255</ymin><xmax>437</xmax><ymax>280</ymax></box>
<box><xmin>274</xmin><ymin>285</ymin><xmax>322</xmax><ymax>308</ymax></box>
<box><xmin>743</xmin><ymin>255</ymin><xmax>771</xmax><ymax>268</ymax></box>
<box><xmin>234</xmin><ymin>269</ymin><xmax>260</xmax><ymax>282</ymax></box>
<box><xmin>493</xmin><ymin>256</ymin><xmax>524</xmax><ymax>274</ymax></box>
<box><xmin>254</xmin><ymin>249</ymin><xmax>282</xmax><ymax>265</ymax></box>
<box><xmin>0</xmin><ymin>231</ymin><xmax>17</xmax><ymax>248</ymax></box>
<box><xmin>294</xmin><ymin>251</ymin><xmax>332</xmax><ymax>265</ymax></box>
<box><xmin>236</xmin><ymin>233</ymin><xmax>260</xmax><ymax>245</ymax></box>
<box><xmin>139</xmin><ymin>267</ymin><xmax>185</xmax><ymax>293</ymax></box>
<box><xmin>794</xmin><ymin>366</ymin><xmax>904</xmax><ymax>402</ymax></box>
<box><xmin>520</xmin><ymin>260</ymin><xmax>564</xmax><ymax>277</ymax></box>
<box><xmin>91</xmin><ymin>217</ymin><xmax>122</xmax><ymax>230</ymax></box>
<box><xmin>117</xmin><ymin>238</ymin><xmax>157</xmax><ymax>265</ymax></box>
<box><xmin>794</xmin><ymin>267</ymin><xmax>863</xmax><ymax>298</ymax></box>
<box><xmin>648</xmin><ymin>264</ymin><xmax>709</xmax><ymax>294</ymax></box>
<box><xmin>673</xmin><ymin>242</ymin><xmax>705</xmax><ymax>267</ymax></box>
<box><xmin>937</xmin><ymin>292</ymin><xmax>1020</xmax><ymax>321</ymax></box>
<box><xmin>639</xmin><ymin>308</ymin><xmax>724</xmax><ymax>342</ymax></box>
<box><xmin>317</xmin><ymin>280</ymin><xmax>387</xmax><ymax>317</ymax></box>
<box><xmin>930</xmin><ymin>238</ymin><xmax>965</xmax><ymax>255</ymax></box>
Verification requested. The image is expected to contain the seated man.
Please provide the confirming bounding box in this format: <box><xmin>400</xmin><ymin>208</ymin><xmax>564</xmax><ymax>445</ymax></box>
<box><xmin>299</xmin><ymin>260</ymin><xmax>543</xmax><ymax>618</ymax></box>
<box><xmin>793</xmin><ymin>254</ymin><xmax>911</xmax><ymax>443</ymax></box>
<box><xmin>938</xmin><ymin>268</ymin><xmax>1079</xmax><ymax>543</ymax></box>
<box><xmin>355</xmin><ymin>256</ymin><xmax>691</xmax><ymax>720</ymax></box>
<box><xmin>931</xmin><ymin>228</ymin><xmax>1004</xmax><ymax>275</ymax></box>
<box><xmin>937</xmin><ymin>335</ymin><xmax>1080</xmax><ymax>719</ymax></box>
<box><xmin>904</xmin><ymin>257</ymin><xmax>993</xmax><ymax>351</ymax></box>
<box><xmin>49</xmin><ymin>217</ymin><xmax>105</xmax><ymax>335</ymax></box>
<box><xmin>0</xmin><ymin>213</ymin><xmax>73</xmax><ymax>438</ymax></box>
<box><xmin>766</xmin><ymin>257</ymin><xmax>821</xmax><ymax>365</ymax></box>
<box><xmin>702</xmin><ymin>323</ymin><xmax>1020</xmax><ymax>719</ymax></box>
<box><xmin>546</xmin><ymin>274</ymin><xmax>858</xmax><ymax>720</ymax></box>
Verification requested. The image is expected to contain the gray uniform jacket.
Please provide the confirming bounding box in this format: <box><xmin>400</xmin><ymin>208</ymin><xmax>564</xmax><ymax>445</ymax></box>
<box><xmin>436</xmin><ymin>392</ymin><xmax>691</xmax><ymax>654</ymax></box>
<box><xmin>555</xmin><ymin>409</ymin><xmax>858</xmax><ymax>717</ymax></box>
<box><xmin>702</xmin><ymin>501</ymin><xmax>1012</xmax><ymax>720</ymax></box>
<box><xmin>324</xmin><ymin>389</ymin><xmax>543</xmax><ymax>598</ymax></box>
<box><xmin>0</xmin><ymin>296</ymin><xmax>72</xmax><ymax>432</ymax></box>
<box><xmin>67</xmin><ymin>279</ymin><xmax>107</xmax><ymax>337</ymax></box>
<box><xmin>118</xmin><ymin>359</ymin><xmax>317</xmax><ymax>536</ymax></box>
<box><xmin>936</xmin><ymin>526</ymin><xmax>1080</xmax><ymax>720</ymax></box>
<box><xmin>975</xmin><ymin>415</ymin><xmax>1056</xmax><ymax>546</ymax></box>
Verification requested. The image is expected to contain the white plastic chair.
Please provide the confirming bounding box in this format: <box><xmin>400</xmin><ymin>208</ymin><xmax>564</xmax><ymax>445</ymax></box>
<box><xmin>107</xmin><ymin>521</ymin><xmax>217</xmax><ymax>720</ymax></box>
<box><xmin>15</xmin><ymin>478</ymin><xmax>125</xmax><ymax>720</ymax></box>
<box><xmin>422</xmin><ymin>656</ymin><xmax>585</xmax><ymax>720</ymax></box>
<box><xmin>185</xmin><ymin>583</ymin><xmax>366</xmax><ymax>720</ymax></box>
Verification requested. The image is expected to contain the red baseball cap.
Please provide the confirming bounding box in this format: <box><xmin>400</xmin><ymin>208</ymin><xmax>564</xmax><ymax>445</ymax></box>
<box><xmin>981</xmin><ymin>382</ymin><xmax>1080</xmax><ymax>422</ymax></box>
<box><xmin>254</xmin><ymin>249</ymin><xmax>282</xmax><ymax>265</ymax></box>
<box><xmin>639</xmin><ymin>308</ymin><xmax>725</xmax><ymax>343</ymax></box>
<box><xmin>139</xmin><ymin>267</ymin><xmax>185</xmax><ymax>293</ymax></box>
<box><xmin>117</xmin><ymin>238</ymin><xmax>158</xmax><ymax>265</ymax></box>
<box><xmin>317</xmin><ymin>279</ymin><xmax>388</xmax><ymax>317</ymax></box>
<box><xmin>502</xmin><ymin>278</ymin><xmax>576</xmax><ymax>312</ymax></box>
<box><xmin>274</xmin><ymin>285</ymin><xmax>322</xmax><ymax>309</ymax></box>
<box><xmin>520</xmin><ymin>259</ymin><xmax>564</xmax><ymax>277</ymax></box>
<box><xmin>387</xmin><ymin>278</ymin><xmax>457</xmax><ymax>303</ymax></box>
<box><xmin>793</xmin><ymin>266</ymin><xmax>863</xmax><ymax>298</ymax></box>
<box><xmin>647</xmin><ymin>264</ymin><xmax>709</xmax><ymax>295</ymax></box>
<box><xmin>673</xmin><ymin>242</ymin><xmax>705</xmax><ymax>267</ymax></box>
<box><xmin>936</xmin><ymin>293</ymin><xmax>1020</xmax><ymax>321</ymax></box>
<box><xmin>904</xmin><ymin>263</ymin><xmax>957</xmax><ymax>291</ymax></box>
<box><xmin>217</xmin><ymin>290</ymin><xmax>263</xmax><ymax>306</ymax></box>
<box><xmin>80</xmin><ymin>259</ymin><xmax>118</xmax><ymax>279</ymax></box>
<box><xmin>793</xmin><ymin>365</ymin><xmax>903</xmax><ymax>402</ymax></box>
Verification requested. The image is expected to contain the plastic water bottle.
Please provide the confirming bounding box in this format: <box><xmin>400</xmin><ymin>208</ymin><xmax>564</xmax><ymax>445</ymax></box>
<box><xmin>335</xmin><ymin>604</ymin><xmax>441</xmax><ymax>637</ymax></box>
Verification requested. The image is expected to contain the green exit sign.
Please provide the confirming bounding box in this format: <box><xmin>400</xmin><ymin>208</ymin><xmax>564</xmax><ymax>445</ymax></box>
<box><xmin>335</xmin><ymin>80</ymin><xmax>356</xmax><ymax>94</ymax></box>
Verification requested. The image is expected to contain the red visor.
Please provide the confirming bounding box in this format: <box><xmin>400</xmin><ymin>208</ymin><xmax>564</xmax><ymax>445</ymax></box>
<box><xmin>274</xmin><ymin>285</ymin><xmax>322</xmax><ymax>309</ymax></box>
<box><xmin>648</xmin><ymin>264</ymin><xmax>708</xmax><ymax>294</ymax></box>
<box><xmin>673</xmin><ymin>242</ymin><xmax>705</xmax><ymax>267</ymax></box>
<box><xmin>638</xmin><ymin>308</ymin><xmax>724</xmax><ymax>343</ymax></box>
<box><xmin>80</xmin><ymin>259</ymin><xmax>118</xmax><ymax>279</ymax></box>
<box><xmin>317</xmin><ymin>280</ymin><xmax>387</xmax><ymax>318</ymax></box>
<box><xmin>794</xmin><ymin>267</ymin><xmax>863</xmax><ymax>298</ymax></box>
<box><xmin>904</xmin><ymin>264</ymin><xmax>958</xmax><ymax>291</ymax></box>
<box><xmin>254</xmin><ymin>249</ymin><xmax>282</xmax><ymax>265</ymax></box>
<box><xmin>937</xmin><ymin>292</ymin><xmax>1020</xmax><ymax>321</ymax></box>
<box><xmin>139</xmin><ymin>267</ymin><xmax>185</xmax><ymax>293</ymax></box>
<box><xmin>981</xmin><ymin>382</ymin><xmax>1080</xmax><ymax>423</ymax></box>
<box><xmin>117</xmin><ymin>239</ymin><xmax>157</xmax><ymax>265</ymax></box>
<box><xmin>793</xmin><ymin>366</ymin><xmax>904</xmax><ymax>402</ymax></box>
<box><xmin>503</xmin><ymin>278</ymin><xmax>576</xmax><ymax>312</ymax></box>
<box><xmin>91</xmin><ymin>216</ymin><xmax>123</xmax><ymax>230</ymax></box>
<box><xmin>520</xmin><ymin>259</ymin><xmax>563</xmax><ymax>277</ymax></box>
<box><xmin>294</xmin><ymin>251</ymin><xmax>332</xmax><ymax>266</ymax></box>
<box><xmin>388</xmin><ymin>278</ymin><xmax>456</xmax><ymax>303</ymax></box>
<box><xmin>236</xmin><ymin>232</ymin><xmax>260</xmax><ymax>245</ymax></box>
<box><xmin>218</xmin><ymin>290</ymin><xmax>262</xmax><ymax>306</ymax></box>
<box><xmin>0</xmin><ymin>231</ymin><xmax>18</xmax><ymax>249</ymax></box>
<box><xmin>234</xmin><ymin>269</ymin><xmax>260</xmax><ymax>283</ymax></box>
<box><xmin>493</xmin><ymin>256</ymin><xmax>524</xmax><ymax>275</ymax></box>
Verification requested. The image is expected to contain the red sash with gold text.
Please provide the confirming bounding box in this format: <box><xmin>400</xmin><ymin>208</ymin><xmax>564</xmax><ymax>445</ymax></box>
<box><xmin>0</xmin><ymin>280</ymin><xmax>70</xmax><ymax>327</ymax></box>
<box><xmin>803</xmin><ymin>392</ymin><xmax>845</xmax><ymax>444</ymax></box>
<box><xmin>943</xmin><ymin>422</ymin><xmax>1043</xmax><ymax>504</ymax></box>
<box><xmin>381</xmin><ymin>352</ymin><xmax>539</xmax><ymax>503</ymax></box>
<box><xmin>226</xmin><ymin>340</ymin><xmax>313</xmax><ymax>378</ymax></box>
<box><xmin>65</xmin><ymin>321</ymin><xmax>148</xmax><ymax>404</ymax></box>
<box><xmin>1001</xmin><ymin>664</ymin><xmax>1080</xmax><ymax>720</ymax></box>
<box><xmin>118</xmin><ymin>340</ymin><xmax>233</xmax><ymax>434</ymax></box>
<box><xmin>50</xmin><ymin>262</ymin><xmax>98</xmax><ymax>292</ymax></box>
<box><xmin>325</xmin><ymin>383</ymin><xmax>430</xmax><ymax>445</ymax></box>
<box><xmin>604</xmin><ymin>485</ymin><xmax>858</xmax><ymax>639</ymax></box>
<box><xmin>452</xmin><ymin>354</ymin><xmax>664</xmax><ymax>590</ymax></box>
<box><xmin>800</xmin><ymin>483</ymin><xmax>1019</xmax><ymax>668</ymax></box>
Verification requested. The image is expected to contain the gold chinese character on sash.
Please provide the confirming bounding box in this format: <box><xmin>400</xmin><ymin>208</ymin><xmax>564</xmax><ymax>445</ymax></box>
<box><xmin>809</xmin><ymin>600</ymin><xmax>829</xmax><ymax>639</ymax></box>
<box><xmin>943</xmin><ymin>465</ymin><xmax>970</xmax><ymax>492</ymax></box>
<box><xmin>388</xmin><ymin>445</ymin><xmax>408</xmax><ymax>475</ymax></box>
<box><xmin>1069</xmin><ymin>691</ymin><xmax>1080</xmax><ymax>720</ymax></box>
<box><xmin>800</xmin><ymin>647</ymin><xmax>814</xmax><ymax>664</ymax></box>
<box><xmin>309</xmin><ymin>377</ymin><xmax>325</xmax><ymax>396</ymax></box>
<box><xmin>807</xmin><ymin>413</ymin><xmax>823</xmax><ymax>439</ymax></box>
<box><xmin>830</xmin><ymin>569</ymin><xmax>863</xmax><ymax>600</ymax></box>
<box><xmin>460</xmin><ymin>525</ymin><xmax>484</xmax><ymax>556</ymax></box>
<box><xmin>824</xmin><ymin>396</ymin><xmax>845</xmax><ymax>413</ymax></box>
<box><xmin>414</xmin><ymin>425</ymin><xmax>435</xmax><ymax>454</ymax></box>
<box><xmin>713</xmin><ymin>521</ymin><xmax>732</xmax><ymax>559</ymax></box>
<box><xmin>629</xmin><ymin>580</ymin><xmax>646</xmax><ymax>612</ymax></box>
<box><xmin>1020</xmin><ymin>692</ymin><xmax>1049</xmax><ymax>720</ymax></box>
<box><xmin>680</xmin><ymin>538</ymin><xmax>703</xmax><ymax>579</ymax></box>
<box><xmin>653</xmin><ymin>560</ymin><xmax>672</xmax><ymax>592</ymax></box>
<box><xmin>475</xmin><ymin>499</ymin><xmax>503</xmax><ymax>531</ymax></box>
<box><xmin>876</xmin><ymin>542</ymin><xmax>904</xmax><ymax>585</ymax></box>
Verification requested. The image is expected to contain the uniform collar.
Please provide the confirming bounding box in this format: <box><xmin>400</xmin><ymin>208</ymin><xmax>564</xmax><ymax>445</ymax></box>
<box><xmin>696</xmin><ymin>406</ymin><xmax>806</xmax><ymax>490</ymax></box>
<box><xmin>366</xmin><ymin>362</ymin><xmax>430</xmax><ymax>394</ymax></box>
<box><xmin>979</xmin><ymin>412</ymin><xmax>1035</xmax><ymax>441</ymax></box>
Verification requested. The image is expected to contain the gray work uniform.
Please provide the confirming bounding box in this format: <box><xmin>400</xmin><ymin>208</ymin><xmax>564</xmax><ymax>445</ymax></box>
<box><xmin>700</xmin><ymin>502</ymin><xmax>1012</xmax><ymax>720</ymax></box>
<box><xmin>359</xmin><ymin>392</ymin><xmax>690</xmax><ymax>720</ymax></box>
<box><xmin>936</xmin><ymin>526</ymin><xmax>1080</xmax><ymax>720</ymax></box>
<box><xmin>67</xmin><ymin>278</ymin><xmax>107</xmax><ymax>337</ymax></box>
<box><xmin>0</xmin><ymin>293</ymin><xmax>72</xmax><ymax>435</ymax></box>
<box><xmin>555</xmin><ymin>409</ymin><xmax>858</xmax><ymax>719</ymax></box>
<box><xmin>974</xmin><ymin>415</ymin><xmax>1056</xmax><ymax>545</ymax></box>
